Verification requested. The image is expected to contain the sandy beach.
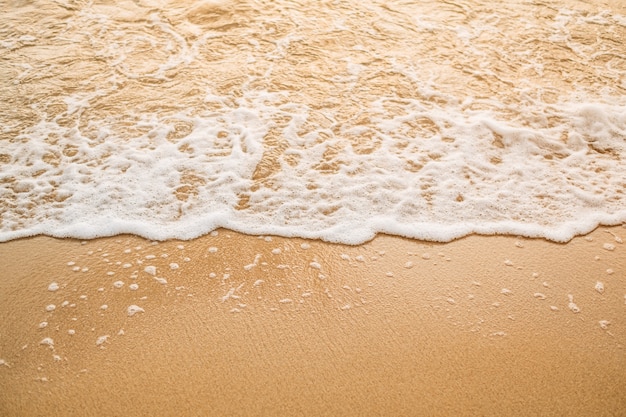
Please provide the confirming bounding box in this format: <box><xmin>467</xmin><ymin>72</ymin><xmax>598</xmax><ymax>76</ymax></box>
<box><xmin>1</xmin><ymin>1</ymin><xmax>625</xmax><ymax>414</ymax></box>
<box><xmin>1</xmin><ymin>227</ymin><xmax>624</xmax><ymax>416</ymax></box>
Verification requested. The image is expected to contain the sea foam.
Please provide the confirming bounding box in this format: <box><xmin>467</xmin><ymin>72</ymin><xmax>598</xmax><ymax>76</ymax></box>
<box><xmin>0</xmin><ymin>1</ymin><xmax>625</xmax><ymax>244</ymax></box>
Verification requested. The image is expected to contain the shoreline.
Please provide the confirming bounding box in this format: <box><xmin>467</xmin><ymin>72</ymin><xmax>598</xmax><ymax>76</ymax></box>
<box><xmin>1</xmin><ymin>225</ymin><xmax>625</xmax><ymax>416</ymax></box>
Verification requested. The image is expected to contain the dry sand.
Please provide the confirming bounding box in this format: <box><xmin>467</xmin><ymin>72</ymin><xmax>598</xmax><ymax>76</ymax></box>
<box><xmin>0</xmin><ymin>227</ymin><xmax>625</xmax><ymax>416</ymax></box>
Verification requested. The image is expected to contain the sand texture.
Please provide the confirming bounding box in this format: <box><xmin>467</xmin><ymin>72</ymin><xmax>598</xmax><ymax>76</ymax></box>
<box><xmin>1</xmin><ymin>227</ymin><xmax>625</xmax><ymax>416</ymax></box>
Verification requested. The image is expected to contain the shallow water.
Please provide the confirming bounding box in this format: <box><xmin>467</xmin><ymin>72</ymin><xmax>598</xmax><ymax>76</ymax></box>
<box><xmin>1</xmin><ymin>0</ymin><xmax>625</xmax><ymax>243</ymax></box>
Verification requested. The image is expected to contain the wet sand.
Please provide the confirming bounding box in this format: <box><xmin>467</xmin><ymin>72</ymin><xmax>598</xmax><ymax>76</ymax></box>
<box><xmin>0</xmin><ymin>227</ymin><xmax>624</xmax><ymax>416</ymax></box>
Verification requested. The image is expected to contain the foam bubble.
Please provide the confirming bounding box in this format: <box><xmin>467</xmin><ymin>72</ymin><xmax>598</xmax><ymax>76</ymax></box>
<box><xmin>567</xmin><ymin>295</ymin><xmax>580</xmax><ymax>313</ymax></box>
<box><xmin>595</xmin><ymin>281</ymin><xmax>605</xmax><ymax>294</ymax></box>
<box><xmin>39</xmin><ymin>337</ymin><xmax>54</xmax><ymax>348</ymax></box>
<box><xmin>47</xmin><ymin>282</ymin><xmax>59</xmax><ymax>292</ymax></box>
<box><xmin>603</xmin><ymin>243</ymin><xmax>616</xmax><ymax>251</ymax></box>
<box><xmin>95</xmin><ymin>335</ymin><xmax>109</xmax><ymax>346</ymax></box>
<box><xmin>127</xmin><ymin>305</ymin><xmax>144</xmax><ymax>316</ymax></box>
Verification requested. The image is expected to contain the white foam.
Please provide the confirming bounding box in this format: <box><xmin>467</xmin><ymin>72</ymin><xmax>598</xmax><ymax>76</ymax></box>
<box><xmin>40</xmin><ymin>337</ymin><xmax>54</xmax><ymax>348</ymax></box>
<box><xmin>567</xmin><ymin>295</ymin><xmax>581</xmax><ymax>313</ymax></box>
<box><xmin>1</xmin><ymin>3</ymin><xmax>625</xmax><ymax>245</ymax></box>
<box><xmin>95</xmin><ymin>335</ymin><xmax>109</xmax><ymax>346</ymax></box>
<box><xmin>603</xmin><ymin>243</ymin><xmax>616</xmax><ymax>251</ymax></box>
<box><xmin>595</xmin><ymin>281</ymin><xmax>605</xmax><ymax>294</ymax></box>
<box><xmin>127</xmin><ymin>305</ymin><xmax>144</xmax><ymax>316</ymax></box>
<box><xmin>48</xmin><ymin>282</ymin><xmax>60</xmax><ymax>292</ymax></box>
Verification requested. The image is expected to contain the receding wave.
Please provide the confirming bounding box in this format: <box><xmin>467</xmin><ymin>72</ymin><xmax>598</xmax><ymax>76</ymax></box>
<box><xmin>1</xmin><ymin>0</ymin><xmax>625</xmax><ymax>243</ymax></box>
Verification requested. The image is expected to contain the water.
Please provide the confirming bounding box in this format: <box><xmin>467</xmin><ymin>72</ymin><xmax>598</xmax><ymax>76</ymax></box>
<box><xmin>1</xmin><ymin>0</ymin><xmax>625</xmax><ymax>244</ymax></box>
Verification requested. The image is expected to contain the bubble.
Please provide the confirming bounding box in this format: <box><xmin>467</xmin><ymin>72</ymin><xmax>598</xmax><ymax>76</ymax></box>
<box><xmin>39</xmin><ymin>337</ymin><xmax>54</xmax><ymax>348</ymax></box>
<box><xmin>567</xmin><ymin>295</ymin><xmax>580</xmax><ymax>313</ymax></box>
<box><xmin>95</xmin><ymin>335</ymin><xmax>109</xmax><ymax>346</ymax></box>
<box><xmin>595</xmin><ymin>281</ymin><xmax>605</xmax><ymax>294</ymax></box>
<box><xmin>127</xmin><ymin>305</ymin><xmax>145</xmax><ymax>317</ymax></box>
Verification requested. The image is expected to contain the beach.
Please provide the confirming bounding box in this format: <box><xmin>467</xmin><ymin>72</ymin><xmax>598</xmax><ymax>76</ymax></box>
<box><xmin>1</xmin><ymin>226</ymin><xmax>624</xmax><ymax>416</ymax></box>
<box><xmin>1</xmin><ymin>0</ymin><xmax>626</xmax><ymax>414</ymax></box>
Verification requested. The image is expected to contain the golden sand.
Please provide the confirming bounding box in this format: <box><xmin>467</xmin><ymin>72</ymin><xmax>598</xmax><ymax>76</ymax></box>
<box><xmin>0</xmin><ymin>227</ymin><xmax>624</xmax><ymax>416</ymax></box>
